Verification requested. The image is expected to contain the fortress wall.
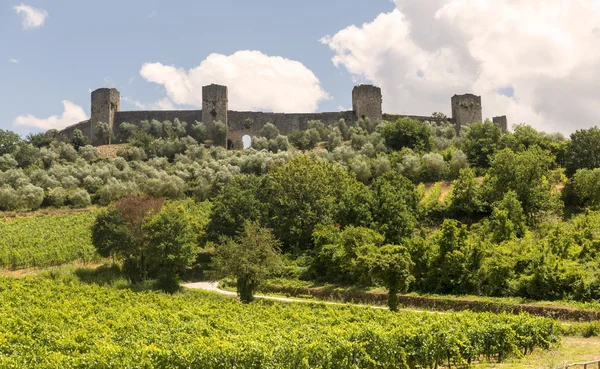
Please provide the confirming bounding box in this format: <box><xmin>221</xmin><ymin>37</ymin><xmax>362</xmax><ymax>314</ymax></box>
<box><xmin>382</xmin><ymin>114</ymin><xmax>453</xmax><ymax>125</ymax></box>
<box><xmin>113</xmin><ymin>110</ymin><xmax>203</xmax><ymax>142</ymax></box>
<box><xmin>61</xmin><ymin>120</ymin><xmax>91</xmax><ymax>140</ymax></box>
<box><xmin>227</xmin><ymin>110</ymin><xmax>356</xmax><ymax>148</ymax></box>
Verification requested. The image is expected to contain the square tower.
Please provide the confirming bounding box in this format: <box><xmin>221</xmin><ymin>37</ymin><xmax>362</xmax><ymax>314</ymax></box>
<box><xmin>202</xmin><ymin>84</ymin><xmax>228</xmax><ymax>147</ymax></box>
<box><xmin>493</xmin><ymin>115</ymin><xmax>508</xmax><ymax>133</ymax></box>
<box><xmin>352</xmin><ymin>85</ymin><xmax>382</xmax><ymax>122</ymax></box>
<box><xmin>90</xmin><ymin>88</ymin><xmax>120</xmax><ymax>145</ymax></box>
<box><xmin>451</xmin><ymin>94</ymin><xmax>482</xmax><ymax>133</ymax></box>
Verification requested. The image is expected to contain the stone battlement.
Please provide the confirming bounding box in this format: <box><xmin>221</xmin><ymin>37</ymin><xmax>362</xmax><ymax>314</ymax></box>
<box><xmin>61</xmin><ymin>85</ymin><xmax>506</xmax><ymax>148</ymax></box>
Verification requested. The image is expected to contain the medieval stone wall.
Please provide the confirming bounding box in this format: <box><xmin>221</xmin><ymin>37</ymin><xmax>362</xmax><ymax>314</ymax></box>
<box><xmin>59</xmin><ymin>84</ymin><xmax>505</xmax><ymax>148</ymax></box>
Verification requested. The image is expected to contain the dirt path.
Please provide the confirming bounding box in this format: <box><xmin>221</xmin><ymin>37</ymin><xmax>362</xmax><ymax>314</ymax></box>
<box><xmin>183</xmin><ymin>281</ymin><xmax>389</xmax><ymax>309</ymax></box>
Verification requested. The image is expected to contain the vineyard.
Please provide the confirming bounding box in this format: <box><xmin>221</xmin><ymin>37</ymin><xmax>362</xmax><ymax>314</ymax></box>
<box><xmin>0</xmin><ymin>212</ymin><xmax>98</xmax><ymax>269</ymax></box>
<box><xmin>0</xmin><ymin>277</ymin><xmax>559</xmax><ymax>369</ymax></box>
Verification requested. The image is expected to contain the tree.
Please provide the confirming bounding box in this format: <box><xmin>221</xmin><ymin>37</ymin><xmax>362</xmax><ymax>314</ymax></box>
<box><xmin>484</xmin><ymin>146</ymin><xmax>561</xmax><ymax>222</ymax></box>
<box><xmin>27</xmin><ymin>130</ymin><xmax>57</xmax><ymax>148</ymax></box>
<box><xmin>211</xmin><ymin>221</ymin><xmax>283</xmax><ymax>303</ymax></box>
<box><xmin>449</xmin><ymin>168</ymin><xmax>482</xmax><ymax>221</ymax></box>
<box><xmin>571</xmin><ymin>168</ymin><xmax>600</xmax><ymax>209</ymax></box>
<box><xmin>380</xmin><ymin>118</ymin><xmax>433</xmax><ymax>152</ymax></box>
<box><xmin>70</xmin><ymin>129</ymin><xmax>91</xmax><ymax>150</ymax></box>
<box><xmin>428</xmin><ymin>219</ymin><xmax>472</xmax><ymax>294</ymax></box>
<box><xmin>371</xmin><ymin>171</ymin><xmax>419</xmax><ymax>244</ymax></box>
<box><xmin>0</xmin><ymin>129</ymin><xmax>21</xmax><ymax>156</ymax></box>
<box><xmin>260</xmin><ymin>123</ymin><xmax>280</xmax><ymax>140</ymax></box>
<box><xmin>361</xmin><ymin>244</ymin><xmax>414</xmax><ymax>311</ymax></box>
<box><xmin>489</xmin><ymin>191</ymin><xmax>527</xmax><ymax>243</ymax></box>
<box><xmin>288</xmin><ymin>130</ymin><xmax>310</xmax><ymax>150</ymax></box>
<box><xmin>461</xmin><ymin>121</ymin><xmax>502</xmax><ymax>169</ymax></box>
<box><xmin>192</xmin><ymin>121</ymin><xmax>208</xmax><ymax>143</ymax></box>
<box><xmin>144</xmin><ymin>204</ymin><xmax>197</xmax><ymax>293</ymax></box>
<box><xmin>95</xmin><ymin>122</ymin><xmax>114</xmax><ymax>145</ymax></box>
<box><xmin>205</xmin><ymin>175</ymin><xmax>266</xmax><ymax>240</ymax></box>
<box><xmin>212</xmin><ymin>121</ymin><xmax>228</xmax><ymax>147</ymax></box>
<box><xmin>91</xmin><ymin>196</ymin><xmax>165</xmax><ymax>282</ymax></box>
<box><xmin>261</xmin><ymin>155</ymin><xmax>371</xmax><ymax>252</ymax></box>
<box><xmin>565</xmin><ymin>126</ymin><xmax>600</xmax><ymax>176</ymax></box>
<box><xmin>312</xmin><ymin>225</ymin><xmax>384</xmax><ymax>283</ymax></box>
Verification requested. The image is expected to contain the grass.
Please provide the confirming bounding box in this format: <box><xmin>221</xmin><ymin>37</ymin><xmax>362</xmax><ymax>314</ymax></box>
<box><xmin>474</xmin><ymin>337</ymin><xmax>600</xmax><ymax>369</ymax></box>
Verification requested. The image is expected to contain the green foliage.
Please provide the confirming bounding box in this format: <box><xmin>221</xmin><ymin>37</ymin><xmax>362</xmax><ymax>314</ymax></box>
<box><xmin>360</xmin><ymin>244</ymin><xmax>414</xmax><ymax>311</ymax></box>
<box><xmin>212</xmin><ymin>121</ymin><xmax>228</xmax><ymax>148</ymax></box>
<box><xmin>380</xmin><ymin>118</ymin><xmax>433</xmax><ymax>152</ymax></box>
<box><xmin>260</xmin><ymin>123</ymin><xmax>280</xmax><ymax>140</ymax></box>
<box><xmin>211</xmin><ymin>221</ymin><xmax>283</xmax><ymax>302</ymax></box>
<box><xmin>0</xmin><ymin>212</ymin><xmax>98</xmax><ymax>269</ymax></box>
<box><xmin>428</xmin><ymin>219</ymin><xmax>473</xmax><ymax>294</ymax></box>
<box><xmin>565</xmin><ymin>126</ymin><xmax>600</xmax><ymax>176</ymax></box>
<box><xmin>26</xmin><ymin>130</ymin><xmax>58</xmax><ymax>148</ymax></box>
<box><xmin>145</xmin><ymin>203</ymin><xmax>197</xmax><ymax>293</ymax></box>
<box><xmin>0</xmin><ymin>129</ymin><xmax>22</xmax><ymax>156</ymax></box>
<box><xmin>485</xmin><ymin>146</ymin><xmax>561</xmax><ymax>222</ymax></box>
<box><xmin>205</xmin><ymin>175</ymin><xmax>265</xmax><ymax>240</ymax></box>
<box><xmin>461</xmin><ymin>120</ymin><xmax>502</xmax><ymax>168</ymax></box>
<box><xmin>95</xmin><ymin>122</ymin><xmax>114</xmax><ymax>145</ymax></box>
<box><xmin>192</xmin><ymin>121</ymin><xmax>208</xmax><ymax>143</ymax></box>
<box><xmin>261</xmin><ymin>155</ymin><xmax>371</xmax><ymax>251</ymax></box>
<box><xmin>0</xmin><ymin>276</ymin><xmax>559</xmax><ymax>368</ymax></box>
<box><xmin>571</xmin><ymin>168</ymin><xmax>600</xmax><ymax>209</ymax></box>
<box><xmin>91</xmin><ymin>196</ymin><xmax>165</xmax><ymax>282</ymax></box>
<box><xmin>307</xmin><ymin>119</ymin><xmax>326</xmax><ymax>140</ymax></box>
<box><xmin>489</xmin><ymin>191</ymin><xmax>527</xmax><ymax>243</ymax></box>
<box><xmin>70</xmin><ymin>129</ymin><xmax>91</xmax><ymax>150</ymax></box>
<box><xmin>312</xmin><ymin>225</ymin><xmax>384</xmax><ymax>284</ymax></box>
<box><xmin>371</xmin><ymin>171</ymin><xmax>419</xmax><ymax>244</ymax></box>
<box><xmin>449</xmin><ymin>168</ymin><xmax>482</xmax><ymax>221</ymax></box>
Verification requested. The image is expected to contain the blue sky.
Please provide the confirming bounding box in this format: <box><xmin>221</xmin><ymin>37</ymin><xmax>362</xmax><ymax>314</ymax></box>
<box><xmin>4</xmin><ymin>1</ymin><xmax>600</xmax><ymax>136</ymax></box>
<box><xmin>1</xmin><ymin>0</ymin><xmax>392</xmax><ymax>136</ymax></box>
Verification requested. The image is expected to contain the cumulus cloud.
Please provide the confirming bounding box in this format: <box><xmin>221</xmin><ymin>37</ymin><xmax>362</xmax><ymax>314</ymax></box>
<box><xmin>14</xmin><ymin>4</ymin><xmax>48</xmax><ymax>29</ymax></box>
<box><xmin>8</xmin><ymin>58</ymin><xmax>19</xmax><ymax>64</ymax></box>
<box><xmin>122</xmin><ymin>96</ymin><xmax>175</xmax><ymax>111</ymax></box>
<box><xmin>14</xmin><ymin>101</ymin><xmax>88</xmax><ymax>131</ymax></box>
<box><xmin>140</xmin><ymin>50</ymin><xmax>329</xmax><ymax>113</ymax></box>
<box><xmin>321</xmin><ymin>0</ymin><xmax>600</xmax><ymax>134</ymax></box>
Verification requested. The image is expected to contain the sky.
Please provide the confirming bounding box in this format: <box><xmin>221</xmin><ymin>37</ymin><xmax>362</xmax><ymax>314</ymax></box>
<box><xmin>2</xmin><ymin>0</ymin><xmax>600</xmax><ymax>137</ymax></box>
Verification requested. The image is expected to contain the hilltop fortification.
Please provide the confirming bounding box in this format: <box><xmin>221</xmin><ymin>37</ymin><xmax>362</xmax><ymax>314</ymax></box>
<box><xmin>61</xmin><ymin>84</ymin><xmax>506</xmax><ymax>148</ymax></box>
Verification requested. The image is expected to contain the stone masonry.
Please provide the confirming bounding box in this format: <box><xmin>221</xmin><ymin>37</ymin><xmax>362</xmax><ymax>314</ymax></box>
<box><xmin>61</xmin><ymin>84</ymin><xmax>505</xmax><ymax>149</ymax></box>
<box><xmin>451</xmin><ymin>94</ymin><xmax>483</xmax><ymax>134</ymax></box>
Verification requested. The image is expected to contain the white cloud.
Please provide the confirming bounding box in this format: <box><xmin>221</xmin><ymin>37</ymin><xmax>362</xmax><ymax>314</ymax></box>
<box><xmin>14</xmin><ymin>4</ymin><xmax>48</xmax><ymax>29</ymax></box>
<box><xmin>122</xmin><ymin>96</ymin><xmax>175</xmax><ymax>111</ymax></box>
<box><xmin>148</xmin><ymin>10</ymin><xmax>157</xmax><ymax>18</ymax></box>
<box><xmin>321</xmin><ymin>0</ymin><xmax>600</xmax><ymax>134</ymax></box>
<box><xmin>140</xmin><ymin>50</ymin><xmax>329</xmax><ymax>113</ymax></box>
<box><xmin>8</xmin><ymin>58</ymin><xmax>18</xmax><ymax>64</ymax></box>
<box><xmin>13</xmin><ymin>101</ymin><xmax>88</xmax><ymax>131</ymax></box>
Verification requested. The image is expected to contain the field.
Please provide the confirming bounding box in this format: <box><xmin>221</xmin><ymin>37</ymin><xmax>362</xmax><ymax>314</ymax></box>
<box><xmin>0</xmin><ymin>211</ymin><xmax>98</xmax><ymax>269</ymax></box>
<box><xmin>0</xmin><ymin>276</ymin><xmax>559</xmax><ymax>369</ymax></box>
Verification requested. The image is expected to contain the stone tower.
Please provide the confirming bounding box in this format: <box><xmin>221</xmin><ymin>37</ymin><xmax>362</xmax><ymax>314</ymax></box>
<box><xmin>451</xmin><ymin>94</ymin><xmax>482</xmax><ymax>133</ymax></box>
<box><xmin>202</xmin><ymin>84</ymin><xmax>228</xmax><ymax>146</ymax></box>
<box><xmin>90</xmin><ymin>88</ymin><xmax>120</xmax><ymax>145</ymax></box>
<box><xmin>352</xmin><ymin>85</ymin><xmax>382</xmax><ymax>122</ymax></box>
<box><xmin>493</xmin><ymin>115</ymin><xmax>508</xmax><ymax>133</ymax></box>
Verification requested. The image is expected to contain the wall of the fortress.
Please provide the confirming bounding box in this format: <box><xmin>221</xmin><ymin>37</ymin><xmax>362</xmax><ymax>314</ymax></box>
<box><xmin>59</xmin><ymin>84</ymin><xmax>502</xmax><ymax>148</ymax></box>
<box><xmin>382</xmin><ymin>114</ymin><xmax>453</xmax><ymax>125</ymax></box>
<box><xmin>113</xmin><ymin>110</ymin><xmax>203</xmax><ymax>141</ymax></box>
<box><xmin>227</xmin><ymin>110</ymin><xmax>356</xmax><ymax>148</ymax></box>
